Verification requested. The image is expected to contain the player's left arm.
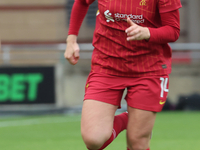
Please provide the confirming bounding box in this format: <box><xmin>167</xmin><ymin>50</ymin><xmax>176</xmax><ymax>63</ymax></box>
<box><xmin>125</xmin><ymin>17</ymin><xmax>150</xmax><ymax>41</ymax></box>
<box><xmin>125</xmin><ymin>9</ymin><xmax>181</xmax><ymax>43</ymax></box>
<box><xmin>147</xmin><ymin>9</ymin><xmax>181</xmax><ymax>43</ymax></box>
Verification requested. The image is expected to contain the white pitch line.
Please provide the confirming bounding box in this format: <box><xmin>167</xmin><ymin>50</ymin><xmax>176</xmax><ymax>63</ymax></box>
<box><xmin>0</xmin><ymin>117</ymin><xmax>80</xmax><ymax>128</ymax></box>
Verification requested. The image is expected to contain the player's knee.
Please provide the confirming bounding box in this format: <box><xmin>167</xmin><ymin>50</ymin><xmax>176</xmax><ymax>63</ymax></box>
<box><xmin>81</xmin><ymin>130</ymin><xmax>111</xmax><ymax>150</ymax></box>
<box><xmin>83</xmin><ymin>137</ymin><xmax>103</xmax><ymax>150</ymax></box>
<box><xmin>127</xmin><ymin>133</ymin><xmax>150</xmax><ymax>150</ymax></box>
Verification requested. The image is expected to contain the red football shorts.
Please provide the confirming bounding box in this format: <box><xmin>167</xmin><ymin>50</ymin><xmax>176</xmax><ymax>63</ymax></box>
<box><xmin>84</xmin><ymin>72</ymin><xmax>169</xmax><ymax>112</ymax></box>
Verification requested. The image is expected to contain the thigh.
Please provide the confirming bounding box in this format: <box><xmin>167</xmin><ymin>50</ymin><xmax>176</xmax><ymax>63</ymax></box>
<box><xmin>127</xmin><ymin>107</ymin><xmax>156</xmax><ymax>149</ymax></box>
<box><xmin>81</xmin><ymin>100</ymin><xmax>118</xmax><ymax>142</ymax></box>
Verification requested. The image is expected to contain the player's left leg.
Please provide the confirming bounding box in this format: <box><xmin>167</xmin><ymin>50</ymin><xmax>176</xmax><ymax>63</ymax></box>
<box><xmin>125</xmin><ymin>75</ymin><xmax>169</xmax><ymax>150</ymax></box>
<box><xmin>126</xmin><ymin>107</ymin><xmax>156</xmax><ymax>150</ymax></box>
<box><xmin>127</xmin><ymin>148</ymin><xmax>150</xmax><ymax>150</ymax></box>
<box><xmin>127</xmin><ymin>136</ymin><xmax>151</xmax><ymax>150</ymax></box>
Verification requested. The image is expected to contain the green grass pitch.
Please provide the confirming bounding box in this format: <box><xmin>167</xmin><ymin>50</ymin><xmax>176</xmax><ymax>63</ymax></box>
<box><xmin>0</xmin><ymin>111</ymin><xmax>200</xmax><ymax>150</ymax></box>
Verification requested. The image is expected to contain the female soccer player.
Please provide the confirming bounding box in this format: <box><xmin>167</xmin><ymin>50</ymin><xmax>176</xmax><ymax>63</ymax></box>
<box><xmin>64</xmin><ymin>0</ymin><xmax>182</xmax><ymax>150</ymax></box>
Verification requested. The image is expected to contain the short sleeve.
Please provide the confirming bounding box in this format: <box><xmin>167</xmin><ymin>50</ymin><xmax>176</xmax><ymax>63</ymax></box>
<box><xmin>158</xmin><ymin>0</ymin><xmax>182</xmax><ymax>13</ymax></box>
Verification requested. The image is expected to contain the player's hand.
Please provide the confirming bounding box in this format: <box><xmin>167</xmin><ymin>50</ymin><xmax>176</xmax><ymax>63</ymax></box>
<box><xmin>125</xmin><ymin>17</ymin><xmax>150</xmax><ymax>41</ymax></box>
<box><xmin>64</xmin><ymin>35</ymin><xmax>80</xmax><ymax>65</ymax></box>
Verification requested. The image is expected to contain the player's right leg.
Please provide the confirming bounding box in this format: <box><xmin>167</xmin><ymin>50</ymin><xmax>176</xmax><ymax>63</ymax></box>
<box><xmin>81</xmin><ymin>100</ymin><xmax>118</xmax><ymax>150</ymax></box>
<box><xmin>82</xmin><ymin>72</ymin><xmax>126</xmax><ymax>150</ymax></box>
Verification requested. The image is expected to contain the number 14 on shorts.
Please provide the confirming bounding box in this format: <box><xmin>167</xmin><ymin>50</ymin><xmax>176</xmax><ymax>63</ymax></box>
<box><xmin>160</xmin><ymin>77</ymin><xmax>169</xmax><ymax>98</ymax></box>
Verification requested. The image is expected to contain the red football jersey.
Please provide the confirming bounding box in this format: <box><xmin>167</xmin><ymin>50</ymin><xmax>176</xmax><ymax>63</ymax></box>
<box><xmin>90</xmin><ymin>0</ymin><xmax>182</xmax><ymax>77</ymax></box>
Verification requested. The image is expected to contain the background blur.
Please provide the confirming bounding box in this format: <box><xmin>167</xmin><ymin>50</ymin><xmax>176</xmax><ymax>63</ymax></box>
<box><xmin>0</xmin><ymin>0</ymin><xmax>200</xmax><ymax>115</ymax></box>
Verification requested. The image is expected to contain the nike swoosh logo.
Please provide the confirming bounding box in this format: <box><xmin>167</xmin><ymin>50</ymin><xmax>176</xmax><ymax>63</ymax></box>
<box><xmin>159</xmin><ymin>100</ymin><xmax>166</xmax><ymax>105</ymax></box>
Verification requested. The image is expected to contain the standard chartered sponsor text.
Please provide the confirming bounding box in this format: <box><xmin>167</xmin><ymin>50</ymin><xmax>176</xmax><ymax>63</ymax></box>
<box><xmin>115</xmin><ymin>13</ymin><xmax>145</xmax><ymax>24</ymax></box>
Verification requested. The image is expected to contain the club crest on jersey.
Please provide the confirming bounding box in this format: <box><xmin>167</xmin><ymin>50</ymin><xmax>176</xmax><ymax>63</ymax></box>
<box><xmin>140</xmin><ymin>0</ymin><xmax>148</xmax><ymax>6</ymax></box>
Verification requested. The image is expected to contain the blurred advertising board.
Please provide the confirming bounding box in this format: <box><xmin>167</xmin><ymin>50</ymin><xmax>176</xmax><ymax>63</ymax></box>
<box><xmin>0</xmin><ymin>66</ymin><xmax>55</xmax><ymax>104</ymax></box>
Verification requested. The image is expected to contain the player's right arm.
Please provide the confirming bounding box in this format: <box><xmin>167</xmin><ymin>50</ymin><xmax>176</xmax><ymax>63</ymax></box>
<box><xmin>65</xmin><ymin>35</ymin><xmax>79</xmax><ymax>65</ymax></box>
<box><xmin>64</xmin><ymin>0</ymin><xmax>95</xmax><ymax>65</ymax></box>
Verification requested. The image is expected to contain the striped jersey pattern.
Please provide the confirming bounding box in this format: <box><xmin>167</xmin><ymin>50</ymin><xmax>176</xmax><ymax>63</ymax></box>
<box><xmin>91</xmin><ymin>0</ymin><xmax>182</xmax><ymax>77</ymax></box>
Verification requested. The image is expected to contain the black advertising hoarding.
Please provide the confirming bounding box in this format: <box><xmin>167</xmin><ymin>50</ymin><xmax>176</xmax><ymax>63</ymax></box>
<box><xmin>0</xmin><ymin>66</ymin><xmax>55</xmax><ymax>104</ymax></box>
